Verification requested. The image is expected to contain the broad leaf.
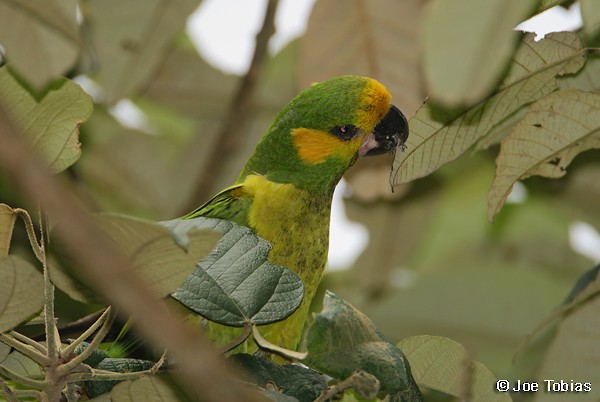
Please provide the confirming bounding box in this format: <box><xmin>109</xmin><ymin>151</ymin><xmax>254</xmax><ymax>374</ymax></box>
<box><xmin>0</xmin><ymin>0</ymin><xmax>80</xmax><ymax>89</ymax></box>
<box><xmin>581</xmin><ymin>0</ymin><xmax>600</xmax><ymax>40</ymax></box>
<box><xmin>0</xmin><ymin>255</ymin><xmax>44</xmax><ymax>332</ymax></box>
<box><xmin>392</xmin><ymin>32</ymin><xmax>585</xmax><ymax>186</ymax></box>
<box><xmin>0</xmin><ymin>349</ymin><xmax>43</xmax><ymax>379</ymax></box>
<box><xmin>97</xmin><ymin>214</ymin><xmax>222</xmax><ymax>297</ymax></box>
<box><xmin>305</xmin><ymin>291</ymin><xmax>422</xmax><ymax>400</ymax></box>
<box><xmin>0</xmin><ymin>204</ymin><xmax>16</xmax><ymax>257</ymax></box>
<box><xmin>0</xmin><ymin>340</ymin><xmax>9</xmax><ymax>362</ymax></box>
<box><xmin>398</xmin><ymin>336</ymin><xmax>512</xmax><ymax>402</ymax></box>
<box><xmin>488</xmin><ymin>89</ymin><xmax>600</xmax><ymax>220</ymax></box>
<box><xmin>0</xmin><ymin>67</ymin><xmax>93</xmax><ymax>173</ymax></box>
<box><xmin>110</xmin><ymin>375</ymin><xmax>178</xmax><ymax>402</ymax></box>
<box><xmin>169</xmin><ymin>218</ymin><xmax>304</xmax><ymax>327</ymax></box>
<box><xmin>86</xmin><ymin>0</ymin><xmax>201</xmax><ymax>103</ymax></box>
<box><xmin>423</xmin><ymin>0</ymin><xmax>534</xmax><ymax>106</ymax></box>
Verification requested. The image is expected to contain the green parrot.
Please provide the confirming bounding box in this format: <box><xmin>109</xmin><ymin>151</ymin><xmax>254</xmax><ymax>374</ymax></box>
<box><xmin>182</xmin><ymin>75</ymin><xmax>408</xmax><ymax>354</ymax></box>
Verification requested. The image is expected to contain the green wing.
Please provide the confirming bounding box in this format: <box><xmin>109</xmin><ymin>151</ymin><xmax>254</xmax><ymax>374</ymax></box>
<box><xmin>181</xmin><ymin>184</ymin><xmax>253</xmax><ymax>228</ymax></box>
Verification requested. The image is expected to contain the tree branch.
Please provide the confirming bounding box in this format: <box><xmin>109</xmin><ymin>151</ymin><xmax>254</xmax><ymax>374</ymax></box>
<box><xmin>181</xmin><ymin>0</ymin><xmax>280</xmax><ymax>213</ymax></box>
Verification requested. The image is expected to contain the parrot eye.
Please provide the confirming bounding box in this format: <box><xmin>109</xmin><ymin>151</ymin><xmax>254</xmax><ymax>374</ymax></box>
<box><xmin>330</xmin><ymin>124</ymin><xmax>359</xmax><ymax>141</ymax></box>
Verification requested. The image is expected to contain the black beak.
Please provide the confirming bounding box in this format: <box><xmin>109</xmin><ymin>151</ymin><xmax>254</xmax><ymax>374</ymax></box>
<box><xmin>365</xmin><ymin>105</ymin><xmax>409</xmax><ymax>156</ymax></box>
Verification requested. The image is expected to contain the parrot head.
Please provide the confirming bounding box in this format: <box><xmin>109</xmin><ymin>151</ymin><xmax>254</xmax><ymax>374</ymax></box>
<box><xmin>238</xmin><ymin>76</ymin><xmax>408</xmax><ymax>191</ymax></box>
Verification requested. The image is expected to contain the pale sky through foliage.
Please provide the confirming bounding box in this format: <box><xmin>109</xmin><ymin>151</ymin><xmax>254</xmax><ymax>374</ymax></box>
<box><xmin>186</xmin><ymin>0</ymin><xmax>600</xmax><ymax>269</ymax></box>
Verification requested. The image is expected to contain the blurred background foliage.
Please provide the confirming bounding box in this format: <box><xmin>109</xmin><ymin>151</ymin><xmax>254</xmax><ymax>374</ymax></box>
<box><xmin>1</xmin><ymin>0</ymin><xmax>600</xmax><ymax>400</ymax></box>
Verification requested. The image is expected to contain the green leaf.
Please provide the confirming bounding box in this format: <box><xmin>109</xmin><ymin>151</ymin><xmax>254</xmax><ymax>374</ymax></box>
<box><xmin>305</xmin><ymin>291</ymin><xmax>422</xmax><ymax>400</ymax></box>
<box><xmin>1</xmin><ymin>349</ymin><xmax>43</xmax><ymax>379</ymax></box>
<box><xmin>392</xmin><ymin>32</ymin><xmax>585</xmax><ymax>186</ymax></box>
<box><xmin>86</xmin><ymin>0</ymin><xmax>201</xmax><ymax>103</ymax></box>
<box><xmin>97</xmin><ymin>214</ymin><xmax>222</xmax><ymax>297</ymax></box>
<box><xmin>170</xmin><ymin>218</ymin><xmax>304</xmax><ymax>327</ymax></box>
<box><xmin>231</xmin><ymin>354</ymin><xmax>327</xmax><ymax>402</ymax></box>
<box><xmin>488</xmin><ymin>89</ymin><xmax>600</xmax><ymax>220</ymax></box>
<box><xmin>0</xmin><ymin>255</ymin><xmax>44</xmax><ymax>332</ymax></box>
<box><xmin>0</xmin><ymin>340</ymin><xmax>9</xmax><ymax>362</ymax></box>
<box><xmin>0</xmin><ymin>204</ymin><xmax>16</xmax><ymax>257</ymax></box>
<box><xmin>398</xmin><ymin>336</ymin><xmax>512</xmax><ymax>402</ymax></box>
<box><xmin>581</xmin><ymin>0</ymin><xmax>600</xmax><ymax>41</ymax></box>
<box><xmin>85</xmin><ymin>358</ymin><xmax>155</xmax><ymax>398</ymax></box>
<box><xmin>0</xmin><ymin>67</ymin><xmax>93</xmax><ymax>173</ymax></box>
<box><xmin>110</xmin><ymin>375</ymin><xmax>180</xmax><ymax>402</ymax></box>
<box><xmin>73</xmin><ymin>341</ymin><xmax>110</xmax><ymax>368</ymax></box>
<box><xmin>0</xmin><ymin>0</ymin><xmax>80</xmax><ymax>89</ymax></box>
<box><xmin>423</xmin><ymin>0</ymin><xmax>535</xmax><ymax>106</ymax></box>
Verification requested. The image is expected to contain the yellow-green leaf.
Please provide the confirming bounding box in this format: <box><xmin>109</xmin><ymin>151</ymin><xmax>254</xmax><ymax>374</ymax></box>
<box><xmin>423</xmin><ymin>0</ymin><xmax>535</xmax><ymax>106</ymax></box>
<box><xmin>0</xmin><ymin>255</ymin><xmax>44</xmax><ymax>332</ymax></box>
<box><xmin>0</xmin><ymin>0</ymin><xmax>80</xmax><ymax>89</ymax></box>
<box><xmin>0</xmin><ymin>204</ymin><xmax>16</xmax><ymax>257</ymax></box>
<box><xmin>488</xmin><ymin>89</ymin><xmax>600</xmax><ymax>220</ymax></box>
<box><xmin>111</xmin><ymin>375</ymin><xmax>179</xmax><ymax>402</ymax></box>
<box><xmin>398</xmin><ymin>335</ymin><xmax>512</xmax><ymax>402</ymax></box>
<box><xmin>392</xmin><ymin>32</ymin><xmax>584</xmax><ymax>186</ymax></box>
<box><xmin>581</xmin><ymin>0</ymin><xmax>600</xmax><ymax>40</ymax></box>
<box><xmin>0</xmin><ymin>67</ymin><xmax>93</xmax><ymax>173</ymax></box>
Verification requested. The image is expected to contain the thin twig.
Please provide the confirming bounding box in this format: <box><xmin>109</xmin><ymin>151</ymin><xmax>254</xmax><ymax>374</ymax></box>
<box><xmin>13</xmin><ymin>208</ymin><xmax>44</xmax><ymax>263</ymax></box>
<box><xmin>0</xmin><ymin>365</ymin><xmax>45</xmax><ymax>390</ymax></box>
<box><xmin>218</xmin><ymin>323</ymin><xmax>253</xmax><ymax>354</ymax></box>
<box><xmin>58</xmin><ymin>307</ymin><xmax>115</xmax><ymax>375</ymax></box>
<box><xmin>0</xmin><ymin>334</ymin><xmax>52</xmax><ymax>366</ymax></box>
<box><xmin>8</xmin><ymin>330</ymin><xmax>47</xmax><ymax>354</ymax></box>
<box><xmin>60</xmin><ymin>307</ymin><xmax>112</xmax><ymax>358</ymax></box>
<box><xmin>66</xmin><ymin>367</ymin><xmax>157</xmax><ymax>383</ymax></box>
<box><xmin>251</xmin><ymin>325</ymin><xmax>307</xmax><ymax>360</ymax></box>
<box><xmin>181</xmin><ymin>0</ymin><xmax>280</xmax><ymax>213</ymax></box>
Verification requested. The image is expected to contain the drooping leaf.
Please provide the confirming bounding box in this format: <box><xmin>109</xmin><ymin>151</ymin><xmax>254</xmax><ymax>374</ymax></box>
<box><xmin>0</xmin><ymin>0</ymin><xmax>80</xmax><ymax>89</ymax></box>
<box><xmin>0</xmin><ymin>349</ymin><xmax>44</xmax><ymax>379</ymax></box>
<box><xmin>86</xmin><ymin>0</ymin><xmax>201</xmax><ymax>103</ymax></box>
<box><xmin>0</xmin><ymin>67</ymin><xmax>93</xmax><ymax>173</ymax></box>
<box><xmin>423</xmin><ymin>0</ymin><xmax>535</xmax><ymax>106</ymax></box>
<box><xmin>169</xmin><ymin>218</ymin><xmax>304</xmax><ymax>327</ymax></box>
<box><xmin>0</xmin><ymin>204</ymin><xmax>16</xmax><ymax>257</ymax></box>
<box><xmin>488</xmin><ymin>89</ymin><xmax>600</xmax><ymax>220</ymax></box>
<box><xmin>0</xmin><ymin>255</ymin><xmax>44</xmax><ymax>332</ymax></box>
<box><xmin>392</xmin><ymin>32</ymin><xmax>585</xmax><ymax>186</ymax></box>
<box><xmin>398</xmin><ymin>335</ymin><xmax>513</xmax><ymax>402</ymax></box>
<box><xmin>230</xmin><ymin>353</ymin><xmax>327</xmax><ymax>402</ymax></box>
<box><xmin>299</xmin><ymin>0</ymin><xmax>424</xmax><ymax>114</ymax></box>
<box><xmin>110</xmin><ymin>375</ymin><xmax>179</xmax><ymax>402</ymax></box>
<box><xmin>305</xmin><ymin>291</ymin><xmax>422</xmax><ymax>400</ymax></box>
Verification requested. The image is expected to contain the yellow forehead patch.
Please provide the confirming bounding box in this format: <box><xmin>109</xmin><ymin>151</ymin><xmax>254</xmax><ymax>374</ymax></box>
<box><xmin>356</xmin><ymin>79</ymin><xmax>392</xmax><ymax>131</ymax></box>
<box><xmin>292</xmin><ymin>128</ymin><xmax>362</xmax><ymax>165</ymax></box>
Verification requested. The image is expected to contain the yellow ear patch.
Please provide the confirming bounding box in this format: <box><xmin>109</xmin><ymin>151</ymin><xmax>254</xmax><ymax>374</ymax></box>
<box><xmin>292</xmin><ymin>128</ymin><xmax>362</xmax><ymax>165</ymax></box>
<box><xmin>356</xmin><ymin>79</ymin><xmax>392</xmax><ymax>131</ymax></box>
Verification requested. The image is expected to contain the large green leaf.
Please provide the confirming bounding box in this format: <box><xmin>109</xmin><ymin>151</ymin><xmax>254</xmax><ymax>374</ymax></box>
<box><xmin>0</xmin><ymin>0</ymin><xmax>80</xmax><ymax>89</ymax></box>
<box><xmin>0</xmin><ymin>67</ymin><xmax>93</xmax><ymax>173</ymax></box>
<box><xmin>85</xmin><ymin>358</ymin><xmax>156</xmax><ymax>398</ymax></box>
<box><xmin>51</xmin><ymin>214</ymin><xmax>221</xmax><ymax>302</ymax></box>
<box><xmin>86</xmin><ymin>0</ymin><xmax>201</xmax><ymax>103</ymax></box>
<box><xmin>392</xmin><ymin>32</ymin><xmax>585</xmax><ymax>186</ymax></box>
<box><xmin>0</xmin><ymin>255</ymin><xmax>44</xmax><ymax>332</ymax></box>
<box><xmin>305</xmin><ymin>291</ymin><xmax>422</xmax><ymax>400</ymax></box>
<box><xmin>488</xmin><ymin>89</ymin><xmax>600</xmax><ymax>220</ymax></box>
<box><xmin>398</xmin><ymin>336</ymin><xmax>512</xmax><ymax>402</ymax></box>
<box><xmin>423</xmin><ymin>0</ymin><xmax>535</xmax><ymax>106</ymax></box>
<box><xmin>110</xmin><ymin>375</ymin><xmax>180</xmax><ymax>402</ymax></box>
<box><xmin>169</xmin><ymin>218</ymin><xmax>304</xmax><ymax>327</ymax></box>
<box><xmin>0</xmin><ymin>349</ymin><xmax>43</xmax><ymax>379</ymax></box>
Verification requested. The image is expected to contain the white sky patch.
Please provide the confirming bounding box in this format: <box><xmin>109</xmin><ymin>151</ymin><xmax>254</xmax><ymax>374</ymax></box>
<box><xmin>506</xmin><ymin>181</ymin><xmax>528</xmax><ymax>204</ymax></box>
<box><xmin>327</xmin><ymin>180</ymin><xmax>369</xmax><ymax>270</ymax></box>
<box><xmin>569</xmin><ymin>222</ymin><xmax>600</xmax><ymax>263</ymax></box>
<box><xmin>187</xmin><ymin>0</ymin><xmax>315</xmax><ymax>74</ymax></box>
<box><xmin>109</xmin><ymin>99</ymin><xmax>157</xmax><ymax>134</ymax></box>
<box><xmin>516</xmin><ymin>2</ymin><xmax>582</xmax><ymax>39</ymax></box>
